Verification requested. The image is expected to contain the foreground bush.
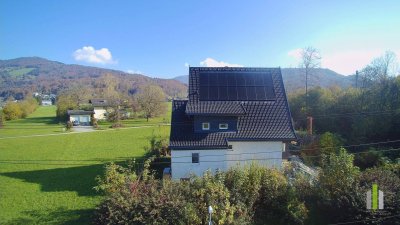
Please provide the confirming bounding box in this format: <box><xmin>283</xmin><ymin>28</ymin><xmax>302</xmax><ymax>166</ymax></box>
<box><xmin>94</xmin><ymin>152</ymin><xmax>400</xmax><ymax>225</ymax></box>
<box><xmin>94</xmin><ymin>163</ymin><xmax>308</xmax><ymax>225</ymax></box>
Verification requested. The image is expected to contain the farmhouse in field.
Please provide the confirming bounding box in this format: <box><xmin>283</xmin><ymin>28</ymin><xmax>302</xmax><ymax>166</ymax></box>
<box><xmin>169</xmin><ymin>67</ymin><xmax>296</xmax><ymax>179</ymax></box>
<box><xmin>67</xmin><ymin>110</ymin><xmax>93</xmax><ymax>126</ymax></box>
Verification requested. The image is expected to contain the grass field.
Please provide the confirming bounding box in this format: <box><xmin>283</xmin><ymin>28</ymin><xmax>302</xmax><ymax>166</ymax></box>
<box><xmin>0</xmin><ymin>67</ymin><xmax>35</xmax><ymax>77</ymax></box>
<box><xmin>0</xmin><ymin>106</ymin><xmax>170</xmax><ymax>224</ymax></box>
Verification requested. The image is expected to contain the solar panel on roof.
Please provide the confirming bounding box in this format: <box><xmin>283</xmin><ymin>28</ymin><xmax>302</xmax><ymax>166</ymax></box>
<box><xmin>199</xmin><ymin>71</ymin><xmax>276</xmax><ymax>101</ymax></box>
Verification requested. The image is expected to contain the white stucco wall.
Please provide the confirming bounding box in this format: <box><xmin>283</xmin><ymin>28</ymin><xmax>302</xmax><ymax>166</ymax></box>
<box><xmin>93</xmin><ymin>107</ymin><xmax>107</xmax><ymax>120</ymax></box>
<box><xmin>226</xmin><ymin>141</ymin><xmax>284</xmax><ymax>169</ymax></box>
<box><xmin>171</xmin><ymin>149</ymin><xmax>227</xmax><ymax>180</ymax></box>
<box><xmin>171</xmin><ymin>141</ymin><xmax>285</xmax><ymax>180</ymax></box>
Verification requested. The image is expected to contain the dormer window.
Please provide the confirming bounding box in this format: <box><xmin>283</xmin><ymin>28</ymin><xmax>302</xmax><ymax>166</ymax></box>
<box><xmin>219</xmin><ymin>123</ymin><xmax>228</xmax><ymax>130</ymax></box>
<box><xmin>202</xmin><ymin>122</ymin><xmax>210</xmax><ymax>130</ymax></box>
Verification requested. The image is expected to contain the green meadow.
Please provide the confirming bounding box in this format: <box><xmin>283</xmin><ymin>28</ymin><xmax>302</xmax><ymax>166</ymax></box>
<box><xmin>0</xmin><ymin>105</ymin><xmax>170</xmax><ymax>224</ymax></box>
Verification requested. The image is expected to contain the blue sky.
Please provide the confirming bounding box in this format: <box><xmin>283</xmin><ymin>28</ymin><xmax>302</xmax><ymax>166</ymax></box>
<box><xmin>1</xmin><ymin>0</ymin><xmax>399</xmax><ymax>78</ymax></box>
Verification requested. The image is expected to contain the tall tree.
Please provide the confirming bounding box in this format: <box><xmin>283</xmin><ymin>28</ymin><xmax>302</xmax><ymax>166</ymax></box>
<box><xmin>136</xmin><ymin>85</ymin><xmax>167</xmax><ymax>122</ymax></box>
<box><xmin>300</xmin><ymin>46</ymin><xmax>321</xmax><ymax>115</ymax></box>
<box><xmin>361</xmin><ymin>51</ymin><xmax>398</xmax><ymax>86</ymax></box>
<box><xmin>95</xmin><ymin>74</ymin><xmax>127</xmax><ymax>122</ymax></box>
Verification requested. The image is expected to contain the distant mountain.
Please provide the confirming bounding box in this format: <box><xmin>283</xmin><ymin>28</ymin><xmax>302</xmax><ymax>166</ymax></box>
<box><xmin>0</xmin><ymin>57</ymin><xmax>187</xmax><ymax>100</ymax></box>
<box><xmin>173</xmin><ymin>68</ymin><xmax>355</xmax><ymax>93</ymax></box>
<box><xmin>281</xmin><ymin>68</ymin><xmax>354</xmax><ymax>93</ymax></box>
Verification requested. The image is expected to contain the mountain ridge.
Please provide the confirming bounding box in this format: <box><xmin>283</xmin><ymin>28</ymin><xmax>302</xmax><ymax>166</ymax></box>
<box><xmin>0</xmin><ymin>57</ymin><xmax>187</xmax><ymax>100</ymax></box>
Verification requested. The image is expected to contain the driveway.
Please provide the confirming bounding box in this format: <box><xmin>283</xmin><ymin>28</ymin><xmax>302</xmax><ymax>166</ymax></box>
<box><xmin>73</xmin><ymin>126</ymin><xmax>95</xmax><ymax>133</ymax></box>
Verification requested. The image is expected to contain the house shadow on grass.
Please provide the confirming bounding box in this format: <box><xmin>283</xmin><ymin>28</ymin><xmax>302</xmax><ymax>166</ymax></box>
<box><xmin>13</xmin><ymin>116</ymin><xmax>59</xmax><ymax>125</ymax></box>
<box><xmin>0</xmin><ymin>164</ymin><xmax>104</xmax><ymax>196</ymax></box>
<box><xmin>4</xmin><ymin>208</ymin><xmax>94</xmax><ymax>225</ymax></box>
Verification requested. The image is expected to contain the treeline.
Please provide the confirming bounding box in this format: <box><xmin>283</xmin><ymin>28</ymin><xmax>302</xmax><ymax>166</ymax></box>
<box><xmin>289</xmin><ymin>51</ymin><xmax>400</xmax><ymax>146</ymax></box>
<box><xmin>93</xmin><ymin>150</ymin><xmax>400</xmax><ymax>225</ymax></box>
<box><xmin>2</xmin><ymin>97</ymin><xmax>39</xmax><ymax>120</ymax></box>
<box><xmin>56</xmin><ymin>74</ymin><xmax>167</xmax><ymax>122</ymax></box>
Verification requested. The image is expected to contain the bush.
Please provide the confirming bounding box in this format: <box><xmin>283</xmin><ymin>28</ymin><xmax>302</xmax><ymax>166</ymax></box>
<box><xmin>3</xmin><ymin>102</ymin><xmax>23</xmax><ymax>120</ymax></box>
<box><xmin>66</xmin><ymin>121</ymin><xmax>73</xmax><ymax>131</ymax></box>
<box><xmin>354</xmin><ymin>148</ymin><xmax>385</xmax><ymax>170</ymax></box>
<box><xmin>2</xmin><ymin>98</ymin><xmax>38</xmax><ymax>121</ymax></box>
<box><xmin>311</xmin><ymin>148</ymin><xmax>363</xmax><ymax>224</ymax></box>
<box><xmin>94</xmin><ymin>163</ymin><xmax>308</xmax><ymax>225</ymax></box>
<box><xmin>91</xmin><ymin>117</ymin><xmax>98</xmax><ymax>128</ymax></box>
<box><xmin>145</xmin><ymin>134</ymin><xmax>169</xmax><ymax>157</ymax></box>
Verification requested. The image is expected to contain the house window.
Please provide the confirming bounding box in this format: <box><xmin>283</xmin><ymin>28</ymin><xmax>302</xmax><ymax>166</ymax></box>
<box><xmin>219</xmin><ymin>123</ymin><xmax>228</xmax><ymax>129</ymax></box>
<box><xmin>192</xmin><ymin>153</ymin><xmax>199</xmax><ymax>163</ymax></box>
<box><xmin>202</xmin><ymin>122</ymin><xmax>210</xmax><ymax>130</ymax></box>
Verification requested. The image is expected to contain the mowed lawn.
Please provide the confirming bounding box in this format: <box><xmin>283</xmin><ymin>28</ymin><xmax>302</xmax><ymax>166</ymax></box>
<box><xmin>0</xmin><ymin>106</ymin><xmax>170</xmax><ymax>224</ymax></box>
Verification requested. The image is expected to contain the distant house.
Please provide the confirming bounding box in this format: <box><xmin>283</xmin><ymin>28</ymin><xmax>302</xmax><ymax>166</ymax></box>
<box><xmin>169</xmin><ymin>67</ymin><xmax>296</xmax><ymax>179</ymax></box>
<box><xmin>67</xmin><ymin>110</ymin><xmax>93</xmax><ymax>126</ymax></box>
<box><xmin>41</xmin><ymin>99</ymin><xmax>52</xmax><ymax>106</ymax></box>
<box><xmin>89</xmin><ymin>99</ymin><xmax>111</xmax><ymax>120</ymax></box>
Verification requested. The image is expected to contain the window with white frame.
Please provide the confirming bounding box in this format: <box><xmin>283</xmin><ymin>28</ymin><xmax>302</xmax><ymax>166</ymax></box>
<box><xmin>202</xmin><ymin>122</ymin><xmax>210</xmax><ymax>130</ymax></box>
<box><xmin>219</xmin><ymin>123</ymin><xmax>228</xmax><ymax>129</ymax></box>
<box><xmin>192</xmin><ymin>153</ymin><xmax>199</xmax><ymax>163</ymax></box>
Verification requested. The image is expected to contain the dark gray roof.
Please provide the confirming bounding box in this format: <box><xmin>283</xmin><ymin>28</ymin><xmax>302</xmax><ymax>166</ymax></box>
<box><xmin>186</xmin><ymin>101</ymin><xmax>246</xmax><ymax>115</ymax></box>
<box><xmin>169</xmin><ymin>67</ymin><xmax>296</xmax><ymax>150</ymax></box>
<box><xmin>90</xmin><ymin>99</ymin><xmax>111</xmax><ymax>107</ymax></box>
<box><xmin>67</xmin><ymin>110</ymin><xmax>94</xmax><ymax>115</ymax></box>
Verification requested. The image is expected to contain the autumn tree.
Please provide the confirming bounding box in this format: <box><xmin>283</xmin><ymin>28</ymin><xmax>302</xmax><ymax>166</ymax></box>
<box><xmin>360</xmin><ymin>51</ymin><xmax>398</xmax><ymax>86</ymax></box>
<box><xmin>56</xmin><ymin>85</ymin><xmax>91</xmax><ymax>120</ymax></box>
<box><xmin>95</xmin><ymin>74</ymin><xmax>127</xmax><ymax>122</ymax></box>
<box><xmin>136</xmin><ymin>85</ymin><xmax>167</xmax><ymax>121</ymax></box>
<box><xmin>2</xmin><ymin>102</ymin><xmax>23</xmax><ymax>120</ymax></box>
<box><xmin>300</xmin><ymin>46</ymin><xmax>321</xmax><ymax>115</ymax></box>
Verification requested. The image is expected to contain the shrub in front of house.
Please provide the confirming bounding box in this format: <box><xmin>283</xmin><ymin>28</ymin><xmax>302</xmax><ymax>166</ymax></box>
<box><xmin>93</xmin><ymin>162</ymin><xmax>308</xmax><ymax>225</ymax></box>
<box><xmin>66</xmin><ymin>121</ymin><xmax>73</xmax><ymax>131</ymax></box>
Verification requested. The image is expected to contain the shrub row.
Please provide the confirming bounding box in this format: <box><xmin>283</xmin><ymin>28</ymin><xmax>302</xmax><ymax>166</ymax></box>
<box><xmin>93</xmin><ymin>149</ymin><xmax>400</xmax><ymax>225</ymax></box>
<box><xmin>2</xmin><ymin>97</ymin><xmax>38</xmax><ymax>120</ymax></box>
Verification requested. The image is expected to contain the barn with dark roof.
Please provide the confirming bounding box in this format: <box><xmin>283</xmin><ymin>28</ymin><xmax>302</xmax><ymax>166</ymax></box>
<box><xmin>169</xmin><ymin>67</ymin><xmax>296</xmax><ymax>179</ymax></box>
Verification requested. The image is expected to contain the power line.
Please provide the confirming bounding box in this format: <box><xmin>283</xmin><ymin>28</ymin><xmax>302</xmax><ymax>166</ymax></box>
<box><xmin>2</xmin><ymin>146</ymin><xmax>400</xmax><ymax>166</ymax></box>
<box><xmin>294</xmin><ymin>139</ymin><xmax>400</xmax><ymax>152</ymax></box>
<box><xmin>170</xmin><ymin>139</ymin><xmax>400</xmax><ymax>160</ymax></box>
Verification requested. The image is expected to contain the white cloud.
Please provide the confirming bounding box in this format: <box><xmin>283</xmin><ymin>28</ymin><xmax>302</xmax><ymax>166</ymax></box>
<box><xmin>200</xmin><ymin>58</ymin><xmax>243</xmax><ymax>67</ymax></box>
<box><xmin>73</xmin><ymin>46</ymin><xmax>116</xmax><ymax>64</ymax></box>
<box><xmin>184</xmin><ymin>62</ymin><xmax>190</xmax><ymax>67</ymax></box>
<box><xmin>287</xmin><ymin>48</ymin><xmax>302</xmax><ymax>61</ymax></box>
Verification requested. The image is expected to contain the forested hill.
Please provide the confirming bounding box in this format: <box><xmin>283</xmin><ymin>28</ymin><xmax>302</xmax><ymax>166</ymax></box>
<box><xmin>0</xmin><ymin>57</ymin><xmax>187</xmax><ymax>100</ymax></box>
<box><xmin>174</xmin><ymin>68</ymin><xmax>355</xmax><ymax>93</ymax></box>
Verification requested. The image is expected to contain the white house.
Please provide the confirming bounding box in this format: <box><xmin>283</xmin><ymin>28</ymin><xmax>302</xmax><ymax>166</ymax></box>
<box><xmin>169</xmin><ymin>67</ymin><xmax>296</xmax><ymax>180</ymax></box>
<box><xmin>41</xmin><ymin>99</ymin><xmax>52</xmax><ymax>106</ymax></box>
<box><xmin>89</xmin><ymin>99</ymin><xmax>111</xmax><ymax>120</ymax></box>
<box><xmin>67</xmin><ymin>110</ymin><xmax>93</xmax><ymax>126</ymax></box>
